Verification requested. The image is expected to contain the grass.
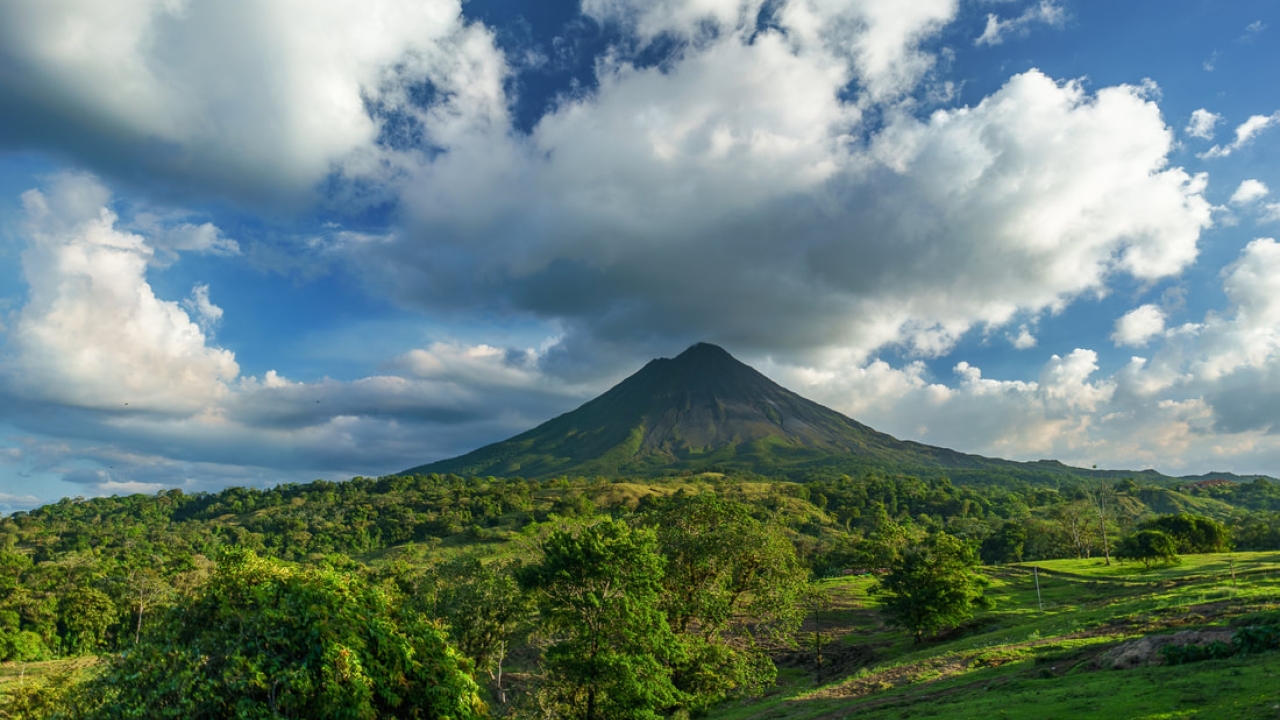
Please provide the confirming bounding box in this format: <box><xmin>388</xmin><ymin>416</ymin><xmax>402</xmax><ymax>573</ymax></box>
<box><xmin>0</xmin><ymin>657</ymin><xmax>99</xmax><ymax>691</ymax></box>
<box><xmin>709</xmin><ymin>551</ymin><xmax>1280</xmax><ymax>720</ymax></box>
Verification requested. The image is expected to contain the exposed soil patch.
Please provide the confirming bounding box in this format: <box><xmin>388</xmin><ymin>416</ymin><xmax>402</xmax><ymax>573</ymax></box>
<box><xmin>1094</xmin><ymin>629</ymin><xmax>1233</xmax><ymax>669</ymax></box>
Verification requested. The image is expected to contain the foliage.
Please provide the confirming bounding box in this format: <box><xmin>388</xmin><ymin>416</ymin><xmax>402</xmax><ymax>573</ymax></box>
<box><xmin>1159</xmin><ymin>640</ymin><xmax>1234</xmax><ymax>665</ymax></box>
<box><xmin>1136</xmin><ymin>513</ymin><xmax>1231</xmax><ymax>554</ymax></box>
<box><xmin>979</xmin><ymin>520</ymin><xmax>1026</xmax><ymax>564</ymax></box>
<box><xmin>874</xmin><ymin>532</ymin><xmax>989</xmax><ymax>642</ymax></box>
<box><xmin>518</xmin><ymin>519</ymin><xmax>682</xmax><ymax>720</ymax></box>
<box><xmin>430</xmin><ymin>554</ymin><xmax>531</xmax><ymax>702</ymax></box>
<box><xmin>1116</xmin><ymin>529</ymin><xmax>1180</xmax><ymax>570</ymax></box>
<box><xmin>1160</xmin><ymin>624</ymin><xmax>1280</xmax><ymax>665</ymax></box>
<box><xmin>645</xmin><ymin>493</ymin><xmax>808</xmax><ymax>709</ymax></box>
<box><xmin>73</xmin><ymin>549</ymin><xmax>486</xmax><ymax>720</ymax></box>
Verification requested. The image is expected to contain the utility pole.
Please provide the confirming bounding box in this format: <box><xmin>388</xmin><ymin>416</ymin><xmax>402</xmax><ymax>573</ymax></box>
<box><xmin>1033</xmin><ymin>566</ymin><xmax>1043</xmax><ymax>612</ymax></box>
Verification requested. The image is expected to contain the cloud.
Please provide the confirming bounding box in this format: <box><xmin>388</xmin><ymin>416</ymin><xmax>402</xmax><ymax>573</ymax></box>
<box><xmin>1112</xmin><ymin>304</ymin><xmax>1166</xmax><ymax>347</ymax></box>
<box><xmin>7</xmin><ymin>172</ymin><xmax>239</xmax><ymax>414</ymax></box>
<box><xmin>583</xmin><ymin>0</ymin><xmax>960</xmax><ymax>103</ymax></box>
<box><xmin>1011</xmin><ymin>325</ymin><xmax>1037</xmax><ymax>349</ymax></box>
<box><xmin>1200</xmin><ymin>112</ymin><xmax>1280</xmax><ymax>159</ymax></box>
<box><xmin>0</xmin><ymin>491</ymin><xmax>41</xmax><ymax>512</ymax></box>
<box><xmin>372</xmin><ymin>59</ymin><xmax>1210</xmax><ymax>371</ymax></box>
<box><xmin>1185</xmin><ymin>108</ymin><xmax>1221</xmax><ymax>140</ymax></box>
<box><xmin>1230</xmin><ymin>179</ymin><xmax>1269</xmax><ymax>206</ymax></box>
<box><xmin>0</xmin><ymin>0</ymin><xmax>508</xmax><ymax>204</ymax></box>
<box><xmin>975</xmin><ymin>0</ymin><xmax>1066</xmax><ymax>46</ymax></box>
<box><xmin>182</xmin><ymin>283</ymin><xmax>224</xmax><ymax>332</ymax></box>
<box><xmin>1261</xmin><ymin>204</ymin><xmax>1280</xmax><ymax>224</ymax></box>
<box><xmin>130</xmin><ymin>213</ymin><xmax>240</xmax><ymax>264</ymax></box>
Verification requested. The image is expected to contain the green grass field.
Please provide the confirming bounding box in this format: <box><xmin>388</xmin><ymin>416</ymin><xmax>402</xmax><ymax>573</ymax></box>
<box><xmin>710</xmin><ymin>552</ymin><xmax>1280</xmax><ymax>720</ymax></box>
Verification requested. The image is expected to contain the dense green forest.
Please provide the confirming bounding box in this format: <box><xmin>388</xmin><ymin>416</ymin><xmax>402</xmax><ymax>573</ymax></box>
<box><xmin>3</xmin><ymin>471</ymin><xmax>1280</xmax><ymax>717</ymax></box>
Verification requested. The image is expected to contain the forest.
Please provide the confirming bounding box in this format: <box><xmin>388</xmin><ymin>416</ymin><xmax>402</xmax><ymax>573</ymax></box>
<box><xmin>2</xmin><ymin>470</ymin><xmax>1280</xmax><ymax>718</ymax></box>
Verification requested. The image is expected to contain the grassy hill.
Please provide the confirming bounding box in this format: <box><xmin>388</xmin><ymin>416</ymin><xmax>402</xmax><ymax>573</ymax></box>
<box><xmin>710</xmin><ymin>552</ymin><xmax>1280</xmax><ymax>719</ymax></box>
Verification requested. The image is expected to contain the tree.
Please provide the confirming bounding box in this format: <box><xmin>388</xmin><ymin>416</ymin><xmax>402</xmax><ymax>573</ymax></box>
<box><xmin>875</xmin><ymin>532</ymin><xmax>989</xmax><ymax>643</ymax></box>
<box><xmin>1117</xmin><ymin>529</ymin><xmax>1180</xmax><ymax>570</ymax></box>
<box><xmin>518</xmin><ymin>519</ymin><xmax>682</xmax><ymax>720</ymax></box>
<box><xmin>647</xmin><ymin>494</ymin><xmax>808</xmax><ymax>709</ymax></box>
<box><xmin>1083</xmin><ymin>481</ymin><xmax>1115</xmax><ymax>565</ymax></box>
<box><xmin>433</xmin><ymin>555</ymin><xmax>531</xmax><ymax>704</ymax></box>
<box><xmin>1138</xmin><ymin>514</ymin><xmax>1230</xmax><ymax>554</ymax></box>
<box><xmin>979</xmin><ymin>521</ymin><xmax>1026</xmax><ymax>564</ymax></box>
<box><xmin>75</xmin><ymin>549</ymin><xmax>486</xmax><ymax>720</ymax></box>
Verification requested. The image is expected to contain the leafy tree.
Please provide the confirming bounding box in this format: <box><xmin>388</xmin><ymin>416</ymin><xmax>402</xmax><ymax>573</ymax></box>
<box><xmin>1137</xmin><ymin>514</ymin><xmax>1230</xmax><ymax>554</ymax></box>
<box><xmin>58</xmin><ymin>587</ymin><xmax>116</xmax><ymax>655</ymax></box>
<box><xmin>518</xmin><ymin>519</ymin><xmax>682</xmax><ymax>720</ymax></box>
<box><xmin>75</xmin><ymin>549</ymin><xmax>487</xmax><ymax>719</ymax></box>
<box><xmin>979</xmin><ymin>521</ymin><xmax>1026</xmax><ymax>564</ymax></box>
<box><xmin>648</xmin><ymin>494</ymin><xmax>808</xmax><ymax>709</ymax></box>
<box><xmin>875</xmin><ymin>532</ymin><xmax>989</xmax><ymax>643</ymax></box>
<box><xmin>1117</xmin><ymin>529</ymin><xmax>1180</xmax><ymax>570</ymax></box>
<box><xmin>433</xmin><ymin>555</ymin><xmax>532</xmax><ymax>704</ymax></box>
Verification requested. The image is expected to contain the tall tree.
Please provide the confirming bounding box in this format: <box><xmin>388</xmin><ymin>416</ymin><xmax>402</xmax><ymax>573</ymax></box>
<box><xmin>518</xmin><ymin>519</ymin><xmax>682</xmax><ymax>720</ymax></box>
<box><xmin>433</xmin><ymin>555</ymin><xmax>531</xmax><ymax>704</ymax></box>
<box><xmin>647</xmin><ymin>493</ymin><xmax>807</xmax><ymax>709</ymax></box>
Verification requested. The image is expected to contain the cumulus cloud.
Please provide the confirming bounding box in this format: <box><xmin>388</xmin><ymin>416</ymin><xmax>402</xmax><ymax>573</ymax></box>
<box><xmin>375</xmin><ymin>61</ymin><xmax>1210</xmax><ymax>371</ymax></box>
<box><xmin>1011</xmin><ymin>325</ymin><xmax>1037</xmax><ymax>349</ymax></box>
<box><xmin>1112</xmin><ymin>304</ymin><xmax>1167</xmax><ymax>347</ymax></box>
<box><xmin>8</xmin><ymin>173</ymin><xmax>239</xmax><ymax>413</ymax></box>
<box><xmin>1230</xmin><ymin>179</ymin><xmax>1270</xmax><ymax>206</ymax></box>
<box><xmin>1185</xmin><ymin>108</ymin><xmax>1221</xmax><ymax>140</ymax></box>
<box><xmin>0</xmin><ymin>174</ymin><xmax>601</xmax><ymax>499</ymax></box>
<box><xmin>1200</xmin><ymin>112</ymin><xmax>1280</xmax><ymax>159</ymax></box>
<box><xmin>584</xmin><ymin>0</ymin><xmax>959</xmax><ymax>103</ymax></box>
<box><xmin>975</xmin><ymin>0</ymin><xmax>1066</xmax><ymax>46</ymax></box>
<box><xmin>0</xmin><ymin>0</ymin><xmax>508</xmax><ymax>203</ymax></box>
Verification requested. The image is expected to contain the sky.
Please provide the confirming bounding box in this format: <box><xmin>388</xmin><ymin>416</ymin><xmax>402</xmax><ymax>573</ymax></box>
<box><xmin>2</xmin><ymin>0</ymin><xmax>1280</xmax><ymax>511</ymax></box>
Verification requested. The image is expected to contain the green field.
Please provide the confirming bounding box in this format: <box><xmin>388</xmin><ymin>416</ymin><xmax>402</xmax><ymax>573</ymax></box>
<box><xmin>708</xmin><ymin>552</ymin><xmax>1280</xmax><ymax>720</ymax></box>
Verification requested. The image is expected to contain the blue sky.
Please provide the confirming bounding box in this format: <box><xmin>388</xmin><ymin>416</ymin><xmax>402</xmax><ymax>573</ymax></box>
<box><xmin>2</xmin><ymin>0</ymin><xmax>1280</xmax><ymax>510</ymax></box>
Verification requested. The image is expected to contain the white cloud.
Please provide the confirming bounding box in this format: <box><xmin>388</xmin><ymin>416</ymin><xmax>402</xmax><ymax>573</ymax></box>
<box><xmin>0</xmin><ymin>491</ymin><xmax>41</xmax><ymax>512</ymax></box>
<box><xmin>1200</xmin><ymin>112</ymin><xmax>1280</xmax><ymax>159</ymax></box>
<box><xmin>377</xmin><ymin>62</ymin><xmax>1210</xmax><ymax>368</ymax></box>
<box><xmin>0</xmin><ymin>0</ymin><xmax>508</xmax><ymax>203</ymax></box>
<box><xmin>975</xmin><ymin>0</ymin><xmax>1066</xmax><ymax>46</ymax></box>
<box><xmin>1011</xmin><ymin>325</ymin><xmax>1037</xmax><ymax>349</ymax></box>
<box><xmin>1112</xmin><ymin>304</ymin><xmax>1167</xmax><ymax>347</ymax></box>
<box><xmin>1230</xmin><ymin>179</ymin><xmax>1270</xmax><ymax>206</ymax></box>
<box><xmin>1185</xmin><ymin>108</ymin><xmax>1221</xmax><ymax>140</ymax></box>
<box><xmin>130</xmin><ymin>213</ymin><xmax>240</xmax><ymax>262</ymax></box>
<box><xmin>1261</xmin><ymin>204</ymin><xmax>1280</xmax><ymax>224</ymax></box>
<box><xmin>182</xmin><ymin>283</ymin><xmax>224</xmax><ymax>331</ymax></box>
<box><xmin>583</xmin><ymin>0</ymin><xmax>959</xmax><ymax>104</ymax></box>
<box><xmin>8</xmin><ymin>173</ymin><xmax>239</xmax><ymax>414</ymax></box>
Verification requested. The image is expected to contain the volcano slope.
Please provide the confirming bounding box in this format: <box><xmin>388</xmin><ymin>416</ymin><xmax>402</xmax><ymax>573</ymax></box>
<box><xmin>407</xmin><ymin>343</ymin><xmax>1190</xmax><ymax>485</ymax></box>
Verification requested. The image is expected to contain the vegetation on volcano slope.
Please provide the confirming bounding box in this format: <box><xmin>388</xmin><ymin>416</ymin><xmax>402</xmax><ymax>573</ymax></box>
<box><xmin>2</xmin><ymin>471</ymin><xmax>1280</xmax><ymax>717</ymax></box>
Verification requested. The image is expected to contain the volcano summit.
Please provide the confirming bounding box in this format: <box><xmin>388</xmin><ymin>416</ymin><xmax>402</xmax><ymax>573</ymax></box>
<box><xmin>406</xmin><ymin>343</ymin><xmax>1116</xmax><ymax>483</ymax></box>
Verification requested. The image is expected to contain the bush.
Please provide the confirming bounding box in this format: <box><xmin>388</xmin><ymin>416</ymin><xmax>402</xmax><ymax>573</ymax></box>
<box><xmin>1160</xmin><ymin>641</ymin><xmax>1233</xmax><ymax>665</ymax></box>
<box><xmin>74</xmin><ymin>549</ymin><xmax>487</xmax><ymax>720</ymax></box>
<box><xmin>3</xmin><ymin>630</ymin><xmax>51</xmax><ymax>662</ymax></box>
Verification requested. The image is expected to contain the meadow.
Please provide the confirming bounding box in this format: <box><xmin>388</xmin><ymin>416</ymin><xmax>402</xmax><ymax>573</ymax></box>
<box><xmin>710</xmin><ymin>552</ymin><xmax>1280</xmax><ymax>720</ymax></box>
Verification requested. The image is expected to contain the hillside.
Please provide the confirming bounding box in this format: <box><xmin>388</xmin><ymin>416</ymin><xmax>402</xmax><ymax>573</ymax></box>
<box><xmin>407</xmin><ymin>343</ymin><xmax>1262</xmax><ymax>485</ymax></box>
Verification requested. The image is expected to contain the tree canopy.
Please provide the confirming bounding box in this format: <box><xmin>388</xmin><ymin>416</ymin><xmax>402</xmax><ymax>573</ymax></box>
<box><xmin>875</xmin><ymin>532</ymin><xmax>989</xmax><ymax>642</ymax></box>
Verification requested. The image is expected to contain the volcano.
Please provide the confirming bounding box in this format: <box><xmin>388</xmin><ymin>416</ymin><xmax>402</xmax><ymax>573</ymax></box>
<box><xmin>405</xmin><ymin>342</ymin><xmax>1114</xmax><ymax>482</ymax></box>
